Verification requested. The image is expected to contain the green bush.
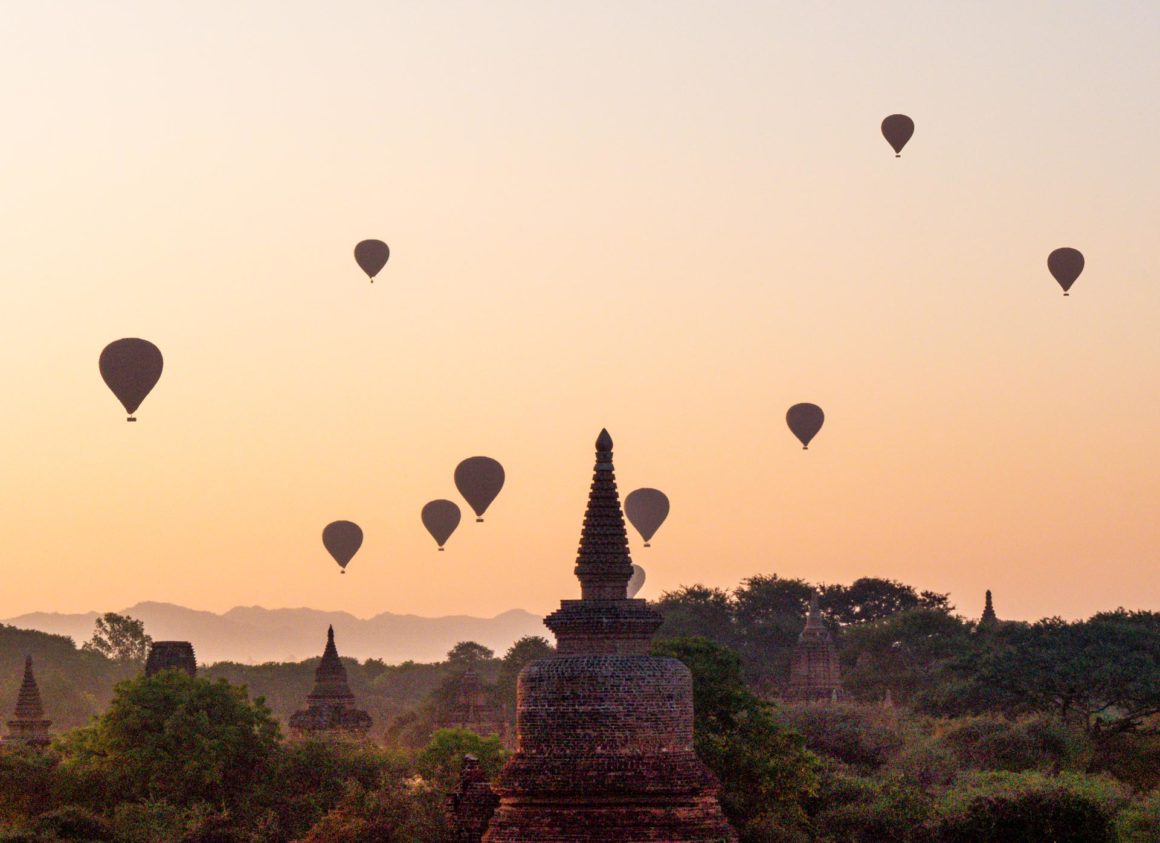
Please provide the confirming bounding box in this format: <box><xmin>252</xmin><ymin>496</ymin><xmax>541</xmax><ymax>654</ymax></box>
<box><xmin>31</xmin><ymin>805</ymin><xmax>112</xmax><ymax>840</ymax></box>
<box><xmin>1115</xmin><ymin>790</ymin><xmax>1160</xmax><ymax>843</ymax></box>
<box><xmin>937</xmin><ymin>715</ymin><xmax>1083</xmax><ymax>773</ymax></box>
<box><xmin>777</xmin><ymin>702</ymin><xmax>905</xmax><ymax>771</ymax></box>
<box><xmin>810</xmin><ymin>763</ymin><xmax>932</xmax><ymax>842</ymax></box>
<box><xmin>932</xmin><ymin>771</ymin><xmax>1127</xmax><ymax>843</ymax></box>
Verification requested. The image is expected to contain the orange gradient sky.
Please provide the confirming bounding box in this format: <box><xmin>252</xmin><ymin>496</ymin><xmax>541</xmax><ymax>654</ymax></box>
<box><xmin>1</xmin><ymin>2</ymin><xmax>1157</xmax><ymax>623</ymax></box>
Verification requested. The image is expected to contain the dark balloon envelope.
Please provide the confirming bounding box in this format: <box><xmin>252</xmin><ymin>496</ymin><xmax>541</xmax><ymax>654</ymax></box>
<box><xmin>454</xmin><ymin>457</ymin><xmax>505</xmax><ymax>522</ymax></box>
<box><xmin>99</xmin><ymin>338</ymin><xmax>163</xmax><ymax>422</ymax></box>
<box><xmin>881</xmin><ymin>114</ymin><xmax>914</xmax><ymax>157</ymax></box>
<box><xmin>787</xmin><ymin>403</ymin><xmax>825</xmax><ymax>449</ymax></box>
<box><xmin>1047</xmin><ymin>247</ymin><xmax>1084</xmax><ymax>295</ymax></box>
<box><xmin>322</xmin><ymin>520</ymin><xmax>363</xmax><ymax>573</ymax></box>
<box><xmin>421</xmin><ymin>500</ymin><xmax>461</xmax><ymax>550</ymax></box>
<box><xmin>624</xmin><ymin>488</ymin><xmax>670</xmax><ymax>547</ymax></box>
<box><xmin>354</xmin><ymin>239</ymin><xmax>390</xmax><ymax>281</ymax></box>
<box><xmin>627</xmin><ymin>564</ymin><xmax>646</xmax><ymax>599</ymax></box>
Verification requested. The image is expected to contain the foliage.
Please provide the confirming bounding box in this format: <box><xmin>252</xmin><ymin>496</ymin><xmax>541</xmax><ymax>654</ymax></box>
<box><xmin>298</xmin><ymin>779</ymin><xmax>451</xmax><ymax>843</ymax></box>
<box><xmin>0</xmin><ymin>748</ymin><xmax>59</xmax><ymax>822</ymax></box>
<box><xmin>652</xmin><ymin>637</ymin><xmax>817</xmax><ymax>842</ymax></box>
<box><xmin>777</xmin><ymin>702</ymin><xmax>906</xmax><ymax>772</ymax></box>
<box><xmin>931</xmin><ymin>770</ymin><xmax>1128</xmax><ymax>842</ymax></box>
<box><xmin>56</xmin><ymin>671</ymin><xmax>280</xmax><ymax>809</ymax></box>
<box><xmin>444</xmin><ymin>641</ymin><xmax>494</xmax><ymax>669</ymax></box>
<box><xmin>976</xmin><ymin>611</ymin><xmax>1160</xmax><ymax>733</ymax></box>
<box><xmin>654</xmin><ymin>585</ymin><xmax>738</xmax><ymax>648</ymax></box>
<box><xmin>415</xmin><ymin>728</ymin><xmax>508</xmax><ymax>790</ymax></box>
<box><xmin>494</xmin><ymin>636</ymin><xmax>554</xmax><ymax>723</ymax></box>
<box><xmin>810</xmin><ymin>763</ymin><xmax>933</xmax><ymax>843</ymax></box>
<box><xmin>819</xmin><ymin>578</ymin><xmax>952</xmax><ymax>626</ymax></box>
<box><xmin>80</xmin><ymin>613</ymin><xmax>151</xmax><ymax>666</ymax></box>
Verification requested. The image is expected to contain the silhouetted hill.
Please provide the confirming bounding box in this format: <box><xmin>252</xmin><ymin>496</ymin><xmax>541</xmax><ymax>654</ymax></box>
<box><xmin>3</xmin><ymin>602</ymin><xmax>546</xmax><ymax>665</ymax></box>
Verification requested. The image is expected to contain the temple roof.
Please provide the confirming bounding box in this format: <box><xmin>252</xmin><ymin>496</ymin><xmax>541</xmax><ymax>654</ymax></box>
<box><xmin>13</xmin><ymin>656</ymin><xmax>45</xmax><ymax>720</ymax></box>
<box><xmin>307</xmin><ymin>626</ymin><xmax>355</xmax><ymax>703</ymax></box>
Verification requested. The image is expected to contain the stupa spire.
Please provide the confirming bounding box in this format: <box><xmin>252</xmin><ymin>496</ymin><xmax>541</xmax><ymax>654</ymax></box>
<box><xmin>4</xmin><ymin>655</ymin><xmax>52</xmax><ymax>748</ymax></box>
<box><xmin>574</xmin><ymin>429</ymin><xmax>634</xmax><ymax>600</ymax></box>
<box><xmin>289</xmin><ymin>626</ymin><xmax>371</xmax><ymax>741</ymax></box>
<box><xmin>980</xmin><ymin>590</ymin><xmax>998</xmax><ymax>626</ymax></box>
<box><xmin>15</xmin><ymin>656</ymin><xmax>44</xmax><ymax>720</ymax></box>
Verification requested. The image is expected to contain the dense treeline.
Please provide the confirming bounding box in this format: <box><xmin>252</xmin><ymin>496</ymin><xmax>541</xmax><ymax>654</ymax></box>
<box><xmin>1</xmin><ymin>575</ymin><xmax>1158</xmax><ymax>841</ymax></box>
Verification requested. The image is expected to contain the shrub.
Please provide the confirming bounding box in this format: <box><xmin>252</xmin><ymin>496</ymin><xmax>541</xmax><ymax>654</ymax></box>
<box><xmin>932</xmin><ymin>771</ymin><xmax>1127</xmax><ymax>843</ymax></box>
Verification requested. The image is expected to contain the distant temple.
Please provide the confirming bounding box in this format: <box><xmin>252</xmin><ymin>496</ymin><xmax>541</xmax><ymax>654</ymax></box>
<box><xmin>437</xmin><ymin>669</ymin><xmax>507</xmax><ymax>744</ymax></box>
<box><xmin>446</xmin><ymin>754</ymin><xmax>500</xmax><ymax>843</ymax></box>
<box><xmin>786</xmin><ymin>592</ymin><xmax>844</xmax><ymax>702</ymax></box>
<box><xmin>979</xmin><ymin>589</ymin><xmax>998</xmax><ymax>627</ymax></box>
<box><xmin>484</xmin><ymin>430</ymin><xmax>737</xmax><ymax>842</ymax></box>
<box><xmin>144</xmin><ymin>641</ymin><xmax>198</xmax><ymax>677</ymax></box>
<box><xmin>3</xmin><ymin>656</ymin><xmax>52</xmax><ymax>748</ymax></box>
<box><xmin>289</xmin><ymin>626</ymin><xmax>372</xmax><ymax>741</ymax></box>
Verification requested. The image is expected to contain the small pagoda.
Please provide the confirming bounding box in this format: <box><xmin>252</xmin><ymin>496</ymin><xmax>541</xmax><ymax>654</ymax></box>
<box><xmin>288</xmin><ymin>626</ymin><xmax>372</xmax><ymax>741</ymax></box>
<box><xmin>785</xmin><ymin>592</ymin><xmax>844</xmax><ymax>702</ymax></box>
<box><xmin>446</xmin><ymin>754</ymin><xmax>500</xmax><ymax>843</ymax></box>
<box><xmin>144</xmin><ymin>641</ymin><xmax>197</xmax><ymax>677</ymax></box>
<box><xmin>484</xmin><ymin>430</ymin><xmax>737</xmax><ymax>842</ymax></box>
<box><xmin>437</xmin><ymin>669</ymin><xmax>507</xmax><ymax>744</ymax></box>
<box><xmin>3</xmin><ymin>656</ymin><xmax>52</xmax><ymax>748</ymax></box>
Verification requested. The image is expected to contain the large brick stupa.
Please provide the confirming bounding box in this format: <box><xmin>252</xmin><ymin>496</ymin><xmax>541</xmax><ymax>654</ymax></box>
<box><xmin>484</xmin><ymin>430</ymin><xmax>737</xmax><ymax>842</ymax></box>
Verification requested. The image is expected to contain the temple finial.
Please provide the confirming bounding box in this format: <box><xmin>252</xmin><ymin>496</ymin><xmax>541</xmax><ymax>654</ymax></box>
<box><xmin>328</xmin><ymin>624</ymin><xmax>335</xmax><ymax>643</ymax></box>
<box><xmin>574</xmin><ymin>430</ymin><xmax>633</xmax><ymax>600</ymax></box>
<box><xmin>596</xmin><ymin>429</ymin><xmax>613</xmax><ymax>452</ymax></box>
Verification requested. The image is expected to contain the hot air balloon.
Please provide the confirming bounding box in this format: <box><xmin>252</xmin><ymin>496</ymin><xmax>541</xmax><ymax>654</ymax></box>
<box><xmin>881</xmin><ymin>114</ymin><xmax>914</xmax><ymax>157</ymax></box>
<box><xmin>624</xmin><ymin>488</ymin><xmax>670</xmax><ymax>548</ymax></box>
<box><xmin>627</xmin><ymin>563</ymin><xmax>646</xmax><ymax>598</ymax></box>
<box><xmin>99</xmin><ymin>339</ymin><xmax>163</xmax><ymax>422</ymax></box>
<box><xmin>454</xmin><ymin>457</ymin><xmax>505</xmax><ymax>522</ymax></box>
<box><xmin>787</xmin><ymin>403</ymin><xmax>825</xmax><ymax>449</ymax></box>
<box><xmin>422</xmin><ymin>500</ymin><xmax>461</xmax><ymax>551</ymax></box>
<box><xmin>322</xmin><ymin>520</ymin><xmax>363</xmax><ymax>574</ymax></box>
<box><xmin>1047</xmin><ymin>247</ymin><xmax>1084</xmax><ymax>296</ymax></box>
<box><xmin>354</xmin><ymin>239</ymin><xmax>390</xmax><ymax>281</ymax></box>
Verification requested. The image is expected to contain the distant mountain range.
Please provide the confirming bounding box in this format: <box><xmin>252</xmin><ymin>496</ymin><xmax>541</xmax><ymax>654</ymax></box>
<box><xmin>2</xmin><ymin>602</ymin><xmax>548</xmax><ymax>665</ymax></box>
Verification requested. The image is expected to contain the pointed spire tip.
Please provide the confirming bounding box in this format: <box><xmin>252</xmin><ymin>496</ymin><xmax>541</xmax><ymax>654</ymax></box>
<box><xmin>596</xmin><ymin>429</ymin><xmax>613</xmax><ymax>452</ymax></box>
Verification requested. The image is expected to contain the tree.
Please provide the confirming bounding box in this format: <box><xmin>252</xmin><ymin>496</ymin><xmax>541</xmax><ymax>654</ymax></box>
<box><xmin>495</xmin><ymin>636</ymin><xmax>554</xmax><ymax>722</ymax></box>
<box><xmin>416</xmin><ymin>728</ymin><xmax>508</xmax><ymax>789</ymax></box>
<box><xmin>445</xmin><ymin>641</ymin><xmax>494</xmax><ymax>669</ymax></box>
<box><xmin>57</xmin><ymin>671</ymin><xmax>281</xmax><ymax>808</ymax></box>
<box><xmin>653</xmin><ymin>637</ymin><xmax>817</xmax><ymax>842</ymax></box>
<box><xmin>81</xmin><ymin>613</ymin><xmax>152</xmax><ymax>666</ymax></box>
<box><xmin>654</xmin><ymin>585</ymin><xmax>738</xmax><ymax>648</ymax></box>
<box><xmin>732</xmin><ymin>575</ymin><xmax>813</xmax><ymax>684</ymax></box>
<box><xmin>976</xmin><ymin>611</ymin><xmax>1160</xmax><ymax>734</ymax></box>
<box><xmin>839</xmin><ymin>608</ymin><xmax>974</xmax><ymax>704</ymax></box>
<box><xmin>820</xmin><ymin>578</ymin><xmax>951</xmax><ymax>626</ymax></box>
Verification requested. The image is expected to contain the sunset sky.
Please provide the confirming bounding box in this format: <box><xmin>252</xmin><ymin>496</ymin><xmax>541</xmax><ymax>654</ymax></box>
<box><xmin>1</xmin><ymin>2</ymin><xmax>1157</xmax><ymax>625</ymax></box>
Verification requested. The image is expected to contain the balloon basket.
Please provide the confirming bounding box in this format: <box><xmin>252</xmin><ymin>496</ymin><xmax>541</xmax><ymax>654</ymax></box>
<box><xmin>341</xmin><ymin>570</ymin><xmax>345</xmax><ymax>574</ymax></box>
<box><xmin>803</xmin><ymin>445</ymin><xmax>809</xmax><ymax>450</ymax></box>
<box><xmin>127</xmin><ymin>417</ymin><xmax>137</xmax><ymax>423</ymax></box>
<box><xmin>438</xmin><ymin>547</ymin><xmax>445</xmax><ymax>552</ymax></box>
<box><xmin>1064</xmin><ymin>292</ymin><xmax>1069</xmax><ymax>296</ymax></box>
<box><xmin>644</xmin><ymin>543</ymin><xmax>651</xmax><ymax>548</ymax></box>
<box><xmin>476</xmin><ymin>518</ymin><xmax>484</xmax><ymax>523</ymax></box>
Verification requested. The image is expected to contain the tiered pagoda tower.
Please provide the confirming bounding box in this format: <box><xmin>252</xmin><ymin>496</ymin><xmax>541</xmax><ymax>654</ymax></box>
<box><xmin>3</xmin><ymin>656</ymin><xmax>52</xmax><ymax>748</ymax></box>
<box><xmin>785</xmin><ymin>593</ymin><xmax>844</xmax><ymax>702</ymax></box>
<box><xmin>437</xmin><ymin>669</ymin><xmax>507</xmax><ymax>743</ymax></box>
<box><xmin>446</xmin><ymin>754</ymin><xmax>500</xmax><ymax>843</ymax></box>
<box><xmin>484</xmin><ymin>430</ymin><xmax>737</xmax><ymax>842</ymax></box>
<box><xmin>288</xmin><ymin>626</ymin><xmax>372</xmax><ymax>741</ymax></box>
<box><xmin>144</xmin><ymin>641</ymin><xmax>197</xmax><ymax>677</ymax></box>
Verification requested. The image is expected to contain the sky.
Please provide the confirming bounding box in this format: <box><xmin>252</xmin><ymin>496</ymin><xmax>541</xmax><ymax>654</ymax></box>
<box><xmin>1</xmin><ymin>2</ymin><xmax>1157</xmax><ymax>624</ymax></box>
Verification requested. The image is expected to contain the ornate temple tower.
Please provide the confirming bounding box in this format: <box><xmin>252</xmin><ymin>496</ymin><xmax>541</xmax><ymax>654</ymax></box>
<box><xmin>437</xmin><ymin>669</ymin><xmax>507</xmax><ymax>743</ymax></box>
<box><xmin>144</xmin><ymin>641</ymin><xmax>198</xmax><ymax>677</ymax></box>
<box><xmin>3</xmin><ymin>656</ymin><xmax>52</xmax><ymax>748</ymax></box>
<box><xmin>786</xmin><ymin>593</ymin><xmax>844</xmax><ymax>702</ymax></box>
<box><xmin>288</xmin><ymin>626</ymin><xmax>372</xmax><ymax>741</ymax></box>
<box><xmin>484</xmin><ymin>430</ymin><xmax>737</xmax><ymax>842</ymax></box>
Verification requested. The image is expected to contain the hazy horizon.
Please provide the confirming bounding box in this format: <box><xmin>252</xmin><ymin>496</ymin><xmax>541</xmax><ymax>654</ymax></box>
<box><xmin>1</xmin><ymin>3</ymin><xmax>1157</xmax><ymax>623</ymax></box>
